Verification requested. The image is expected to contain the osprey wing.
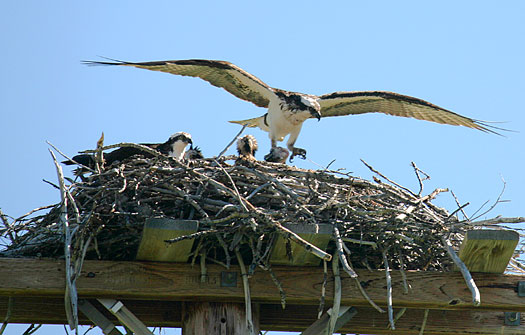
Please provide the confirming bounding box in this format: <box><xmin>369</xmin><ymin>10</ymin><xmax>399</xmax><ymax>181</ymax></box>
<box><xmin>318</xmin><ymin>91</ymin><xmax>500</xmax><ymax>134</ymax></box>
<box><xmin>84</xmin><ymin>59</ymin><xmax>272</xmax><ymax>108</ymax></box>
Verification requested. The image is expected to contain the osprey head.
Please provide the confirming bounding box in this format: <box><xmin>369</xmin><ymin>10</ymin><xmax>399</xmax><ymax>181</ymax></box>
<box><xmin>167</xmin><ymin>132</ymin><xmax>193</xmax><ymax>160</ymax></box>
<box><xmin>169</xmin><ymin>132</ymin><xmax>193</xmax><ymax>145</ymax></box>
<box><xmin>300</xmin><ymin>95</ymin><xmax>321</xmax><ymax>121</ymax></box>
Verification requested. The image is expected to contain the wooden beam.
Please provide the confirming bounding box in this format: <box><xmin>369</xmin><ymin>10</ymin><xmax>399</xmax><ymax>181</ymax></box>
<box><xmin>136</xmin><ymin>218</ymin><xmax>198</xmax><ymax>262</ymax></box>
<box><xmin>459</xmin><ymin>229</ymin><xmax>519</xmax><ymax>273</ymax></box>
<box><xmin>0</xmin><ymin>258</ymin><xmax>524</xmax><ymax>311</ymax></box>
<box><xmin>78</xmin><ymin>300</ymin><xmax>123</xmax><ymax>335</ymax></box>
<box><xmin>2</xmin><ymin>297</ymin><xmax>525</xmax><ymax>334</ymax></box>
<box><xmin>300</xmin><ymin>306</ymin><xmax>357</xmax><ymax>335</ymax></box>
<box><xmin>97</xmin><ymin>299</ymin><xmax>153</xmax><ymax>335</ymax></box>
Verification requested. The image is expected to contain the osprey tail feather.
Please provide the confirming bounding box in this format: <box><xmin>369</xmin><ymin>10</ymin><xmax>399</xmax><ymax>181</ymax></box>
<box><xmin>229</xmin><ymin>114</ymin><xmax>269</xmax><ymax>132</ymax></box>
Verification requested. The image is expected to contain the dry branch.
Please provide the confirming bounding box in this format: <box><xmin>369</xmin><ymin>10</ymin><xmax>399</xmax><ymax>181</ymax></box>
<box><xmin>441</xmin><ymin>236</ymin><xmax>480</xmax><ymax>306</ymax></box>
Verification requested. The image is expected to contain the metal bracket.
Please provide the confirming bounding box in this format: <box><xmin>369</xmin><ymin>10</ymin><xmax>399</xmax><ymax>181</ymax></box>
<box><xmin>221</xmin><ymin>271</ymin><xmax>237</xmax><ymax>287</ymax></box>
<box><xmin>518</xmin><ymin>281</ymin><xmax>525</xmax><ymax>297</ymax></box>
<box><xmin>504</xmin><ymin>312</ymin><xmax>521</xmax><ymax>326</ymax></box>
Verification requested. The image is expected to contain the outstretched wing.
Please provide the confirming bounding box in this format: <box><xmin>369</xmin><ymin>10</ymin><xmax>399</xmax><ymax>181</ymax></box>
<box><xmin>318</xmin><ymin>91</ymin><xmax>500</xmax><ymax>134</ymax></box>
<box><xmin>84</xmin><ymin>59</ymin><xmax>273</xmax><ymax>108</ymax></box>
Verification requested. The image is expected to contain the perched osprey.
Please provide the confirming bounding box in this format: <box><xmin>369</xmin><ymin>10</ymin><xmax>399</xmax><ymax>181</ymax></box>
<box><xmin>84</xmin><ymin>59</ymin><xmax>501</xmax><ymax>160</ymax></box>
<box><xmin>63</xmin><ymin>132</ymin><xmax>193</xmax><ymax>168</ymax></box>
<box><xmin>236</xmin><ymin>135</ymin><xmax>258</xmax><ymax>161</ymax></box>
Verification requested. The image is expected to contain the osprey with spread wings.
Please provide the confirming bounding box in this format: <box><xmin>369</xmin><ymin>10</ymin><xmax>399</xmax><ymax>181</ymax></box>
<box><xmin>85</xmin><ymin>59</ymin><xmax>500</xmax><ymax>161</ymax></box>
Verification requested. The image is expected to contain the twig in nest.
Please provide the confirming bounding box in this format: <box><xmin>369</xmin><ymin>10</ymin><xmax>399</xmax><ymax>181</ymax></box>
<box><xmin>447</xmin><ymin>202</ymin><xmax>470</xmax><ymax>221</ymax></box>
<box><xmin>397</xmin><ymin>249</ymin><xmax>410</xmax><ymax>294</ymax></box>
<box><xmin>328</xmin><ymin>252</ymin><xmax>342</xmax><ymax>335</ymax></box>
<box><xmin>200</xmin><ymin>248</ymin><xmax>207</xmax><ymax>283</ymax></box>
<box><xmin>394</xmin><ymin>308</ymin><xmax>407</xmax><ymax>326</ymax></box>
<box><xmin>449</xmin><ymin>190</ymin><xmax>470</xmax><ymax>221</ymax></box>
<box><xmin>215</xmin><ymin>233</ymin><xmax>231</xmax><ymax>269</ymax></box>
<box><xmin>46</xmin><ymin>140</ymin><xmax>96</xmax><ymax>173</ymax></box>
<box><xmin>419</xmin><ymin>309</ymin><xmax>429</xmax><ymax>335</ymax></box>
<box><xmin>273</xmin><ymin>221</ymin><xmax>332</xmax><ymax>261</ymax></box>
<box><xmin>385</xmin><ymin>308</ymin><xmax>407</xmax><ymax>328</ymax></box>
<box><xmin>0</xmin><ymin>297</ymin><xmax>13</xmax><ymax>334</ymax></box>
<box><xmin>22</xmin><ymin>324</ymin><xmax>41</xmax><ymax>335</ymax></box>
<box><xmin>344</xmin><ymin>258</ymin><xmax>385</xmax><ymax>313</ymax></box>
<box><xmin>49</xmin><ymin>149</ymin><xmax>77</xmax><ymax>331</ymax></box>
<box><xmin>323</xmin><ymin>159</ymin><xmax>337</xmax><ymax>172</ymax></box>
<box><xmin>246</xmin><ymin>182</ymin><xmax>272</xmax><ymax>200</ymax></box>
<box><xmin>165</xmin><ymin>229</ymin><xmax>218</xmax><ymax>244</ymax></box>
<box><xmin>471</xmin><ymin>178</ymin><xmax>506</xmax><ymax>221</ymax></box>
<box><xmin>333</xmin><ymin>226</ymin><xmax>357</xmax><ymax>277</ymax></box>
<box><xmin>0</xmin><ymin>209</ymin><xmax>15</xmax><ymax>243</ymax></box>
<box><xmin>214</xmin><ymin>159</ymin><xmax>251</xmax><ymax>212</ymax></box>
<box><xmin>469</xmin><ymin>216</ymin><xmax>525</xmax><ymax>226</ymax></box>
<box><xmin>361</xmin><ymin>159</ymin><xmax>417</xmax><ymax>198</ymax></box>
<box><xmin>190</xmin><ymin>168</ymin><xmax>254</xmax><ymax>210</ymax></box>
<box><xmin>150</xmin><ymin>186</ymin><xmax>209</xmax><ymax>218</ymax></box>
<box><xmin>95</xmin><ymin>132</ymin><xmax>105</xmax><ymax>174</ymax></box>
<box><xmin>418</xmin><ymin>188</ymin><xmax>448</xmax><ymax>203</ymax></box>
<box><xmin>266</xmin><ymin>266</ymin><xmax>286</xmax><ymax>309</ymax></box>
<box><xmin>510</xmin><ymin>258</ymin><xmax>525</xmax><ymax>273</ymax></box>
<box><xmin>235</xmin><ymin>248</ymin><xmax>255</xmax><ymax>335</ymax></box>
<box><xmin>191</xmin><ymin>238</ymin><xmax>204</xmax><ymax>267</ymax></box>
<box><xmin>383</xmin><ymin>249</ymin><xmax>395</xmax><ymax>330</ymax></box>
<box><xmin>441</xmin><ymin>236</ymin><xmax>480</xmax><ymax>306</ymax></box>
<box><xmin>235</xmin><ymin>166</ymin><xmax>306</xmax><ymax>206</ymax></box>
<box><xmin>411</xmin><ymin>161</ymin><xmax>430</xmax><ymax>197</ymax></box>
<box><xmin>217</xmin><ymin>124</ymin><xmax>247</xmax><ymax>158</ymax></box>
<box><xmin>318</xmin><ymin>259</ymin><xmax>328</xmax><ymax>319</ymax></box>
<box><xmin>341</xmin><ymin>237</ymin><xmax>377</xmax><ymax>249</ymax></box>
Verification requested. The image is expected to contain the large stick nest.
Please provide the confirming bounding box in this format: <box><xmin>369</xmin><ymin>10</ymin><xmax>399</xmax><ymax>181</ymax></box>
<box><xmin>1</xmin><ymin>150</ymin><xmax>472</xmax><ymax>272</ymax></box>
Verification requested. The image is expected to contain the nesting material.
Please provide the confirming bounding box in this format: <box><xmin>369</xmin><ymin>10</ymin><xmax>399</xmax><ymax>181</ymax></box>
<box><xmin>2</xmin><ymin>143</ymin><xmax>525</xmax><ymax>332</ymax></box>
<box><xmin>2</xmin><ymin>150</ymin><xmax>468</xmax><ymax>272</ymax></box>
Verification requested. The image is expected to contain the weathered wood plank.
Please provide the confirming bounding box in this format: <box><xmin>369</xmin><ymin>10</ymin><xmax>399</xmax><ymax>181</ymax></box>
<box><xmin>0</xmin><ymin>258</ymin><xmax>524</xmax><ymax>311</ymax></box>
<box><xmin>459</xmin><ymin>229</ymin><xmax>519</xmax><ymax>273</ymax></box>
<box><xmin>270</xmin><ymin>223</ymin><xmax>332</xmax><ymax>266</ymax></box>
<box><xmin>2</xmin><ymin>298</ymin><xmax>525</xmax><ymax>334</ymax></box>
<box><xmin>136</xmin><ymin>218</ymin><xmax>198</xmax><ymax>262</ymax></box>
<box><xmin>181</xmin><ymin>302</ymin><xmax>259</xmax><ymax>335</ymax></box>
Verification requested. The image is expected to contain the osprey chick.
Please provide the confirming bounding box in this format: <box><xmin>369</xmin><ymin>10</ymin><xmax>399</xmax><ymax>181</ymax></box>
<box><xmin>63</xmin><ymin>132</ymin><xmax>193</xmax><ymax>168</ymax></box>
<box><xmin>236</xmin><ymin>135</ymin><xmax>258</xmax><ymax>161</ymax></box>
<box><xmin>184</xmin><ymin>145</ymin><xmax>204</xmax><ymax>161</ymax></box>
<box><xmin>84</xmin><ymin>59</ymin><xmax>502</xmax><ymax>161</ymax></box>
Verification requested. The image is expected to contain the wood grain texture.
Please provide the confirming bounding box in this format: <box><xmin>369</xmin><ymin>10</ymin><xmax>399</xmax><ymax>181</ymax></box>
<box><xmin>0</xmin><ymin>258</ymin><xmax>524</xmax><ymax>311</ymax></box>
<box><xmin>270</xmin><ymin>223</ymin><xmax>332</xmax><ymax>266</ymax></box>
<box><xmin>459</xmin><ymin>230</ymin><xmax>519</xmax><ymax>273</ymax></box>
<box><xmin>2</xmin><ymin>298</ymin><xmax>525</xmax><ymax>334</ymax></box>
<box><xmin>181</xmin><ymin>302</ymin><xmax>259</xmax><ymax>335</ymax></box>
<box><xmin>136</xmin><ymin>219</ymin><xmax>198</xmax><ymax>262</ymax></box>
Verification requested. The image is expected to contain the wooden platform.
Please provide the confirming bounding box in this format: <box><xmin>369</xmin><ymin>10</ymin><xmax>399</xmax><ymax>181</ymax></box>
<box><xmin>1</xmin><ymin>258</ymin><xmax>525</xmax><ymax>334</ymax></box>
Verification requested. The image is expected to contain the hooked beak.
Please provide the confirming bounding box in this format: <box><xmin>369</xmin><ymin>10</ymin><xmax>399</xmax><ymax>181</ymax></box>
<box><xmin>311</xmin><ymin>109</ymin><xmax>321</xmax><ymax>121</ymax></box>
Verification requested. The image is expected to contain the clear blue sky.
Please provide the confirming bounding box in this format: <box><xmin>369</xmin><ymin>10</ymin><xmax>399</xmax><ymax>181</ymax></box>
<box><xmin>1</xmin><ymin>1</ymin><xmax>524</xmax><ymax>334</ymax></box>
